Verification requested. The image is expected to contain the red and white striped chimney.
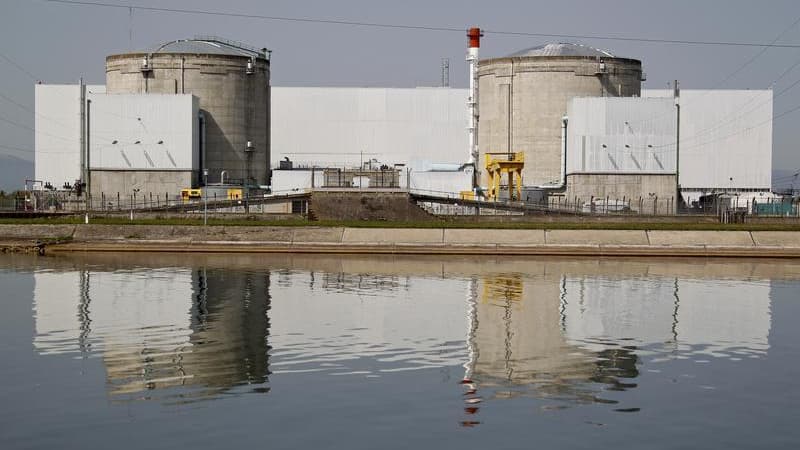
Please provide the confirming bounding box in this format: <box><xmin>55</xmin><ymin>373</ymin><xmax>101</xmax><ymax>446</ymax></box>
<box><xmin>467</xmin><ymin>27</ymin><xmax>482</xmax><ymax>170</ymax></box>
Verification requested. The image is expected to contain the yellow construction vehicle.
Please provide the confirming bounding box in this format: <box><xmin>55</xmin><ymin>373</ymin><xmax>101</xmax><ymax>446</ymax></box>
<box><xmin>180</xmin><ymin>188</ymin><xmax>202</xmax><ymax>203</ymax></box>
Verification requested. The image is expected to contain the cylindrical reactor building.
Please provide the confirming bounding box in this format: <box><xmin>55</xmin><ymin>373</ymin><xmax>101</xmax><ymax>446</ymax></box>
<box><xmin>105</xmin><ymin>38</ymin><xmax>270</xmax><ymax>186</ymax></box>
<box><xmin>478</xmin><ymin>43</ymin><xmax>643</xmax><ymax>187</ymax></box>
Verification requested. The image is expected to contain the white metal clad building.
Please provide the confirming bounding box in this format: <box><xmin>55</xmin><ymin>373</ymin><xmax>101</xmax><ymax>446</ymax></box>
<box><xmin>89</xmin><ymin>94</ymin><xmax>198</xmax><ymax>171</ymax></box>
<box><xmin>34</xmin><ymin>84</ymin><xmax>105</xmax><ymax>188</ymax></box>
<box><xmin>643</xmin><ymin>89</ymin><xmax>773</xmax><ymax>196</ymax></box>
<box><xmin>566</xmin><ymin>97</ymin><xmax>677</xmax><ymax>174</ymax></box>
<box><xmin>270</xmin><ymin>87</ymin><xmax>469</xmax><ymax>169</ymax></box>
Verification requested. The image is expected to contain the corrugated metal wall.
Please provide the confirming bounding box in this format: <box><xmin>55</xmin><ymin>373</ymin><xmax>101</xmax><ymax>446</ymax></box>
<box><xmin>89</xmin><ymin>94</ymin><xmax>198</xmax><ymax>170</ymax></box>
<box><xmin>35</xmin><ymin>85</ymin><xmax>772</xmax><ymax>195</ymax></box>
<box><xmin>34</xmin><ymin>84</ymin><xmax>105</xmax><ymax>187</ymax></box>
<box><xmin>271</xmin><ymin>87</ymin><xmax>468</xmax><ymax>169</ymax></box>
<box><xmin>644</xmin><ymin>89</ymin><xmax>772</xmax><ymax>190</ymax></box>
<box><xmin>566</xmin><ymin>97</ymin><xmax>677</xmax><ymax>174</ymax></box>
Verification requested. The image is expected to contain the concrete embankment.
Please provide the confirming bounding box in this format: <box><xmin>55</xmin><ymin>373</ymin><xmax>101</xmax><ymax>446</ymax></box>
<box><xmin>3</xmin><ymin>224</ymin><xmax>800</xmax><ymax>257</ymax></box>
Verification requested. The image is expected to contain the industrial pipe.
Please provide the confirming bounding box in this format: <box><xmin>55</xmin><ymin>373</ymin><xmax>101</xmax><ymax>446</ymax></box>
<box><xmin>560</xmin><ymin>115</ymin><xmax>568</xmax><ymax>187</ymax></box>
<box><xmin>535</xmin><ymin>115</ymin><xmax>568</xmax><ymax>190</ymax></box>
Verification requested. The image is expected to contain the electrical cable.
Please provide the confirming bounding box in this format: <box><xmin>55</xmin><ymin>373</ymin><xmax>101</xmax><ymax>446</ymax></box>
<box><xmin>0</xmin><ymin>144</ymin><xmax>33</xmax><ymax>155</ymax></box>
<box><xmin>38</xmin><ymin>0</ymin><xmax>800</xmax><ymax>49</ymax></box>
<box><xmin>0</xmin><ymin>50</ymin><xmax>38</xmax><ymax>81</ymax></box>
<box><xmin>626</xmin><ymin>12</ymin><xmax>800</xmax><ymax>127</ymax></box>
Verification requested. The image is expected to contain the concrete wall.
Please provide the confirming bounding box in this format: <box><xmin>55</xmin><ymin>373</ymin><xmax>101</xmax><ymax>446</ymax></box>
<box><xmin>106</xmin><ymin>53</ymin><xmax>270</xmax><ymax>186</ymax></box>
<box><xmin>565</xmin><ymin>173</ymin><xmax>677</xmax><ymax>213</ymax></box>
<box><xmin>90</xmin><ymin>170</ymin><xmax>192</xmax><ymax>201</ymax></box>
<box><xmin>478</xmin><ymin>57</ymin><xmax>642</xmax><ymax>187</ymax></box>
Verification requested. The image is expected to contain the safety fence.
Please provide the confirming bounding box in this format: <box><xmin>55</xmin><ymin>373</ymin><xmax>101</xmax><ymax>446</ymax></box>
<box><xmin>11</xmin><ymin>189</ymin><xmax>310</xmax><ymax>214</ymax></box>
<box><xmin>410</xmin><ymin>189</ymin><xmax>682</xmax><ymax>217</ymax></box>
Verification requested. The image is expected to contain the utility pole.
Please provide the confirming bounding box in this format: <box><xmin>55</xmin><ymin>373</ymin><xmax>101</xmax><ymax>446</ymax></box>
<box><xmin>244</xmin><ymin>140</ymin><xmax>254</xmax><ymax>214</ymax></box>
<box><xmin>674</xmin><ymin>80</ymin><xmax>680</xmax><ymax>213</ymax></box>
<box><xmin>79</xmin><ymin>78</ymin><xmax>87</xmax><ymax>220</ymax></box>
<box><xmin>203</xmin><ymin>168</ymin><xmax>208</xmax><ymax>226</ymax></box>
<box><xmin>86</xmin><ymin>98</ymin><xmax>91</xmax><ymax>214</ymax></box>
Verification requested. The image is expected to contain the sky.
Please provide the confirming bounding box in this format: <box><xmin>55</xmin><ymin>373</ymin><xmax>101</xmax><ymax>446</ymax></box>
<box><xmin>2</xmin><ymin>0</ymin><xmax>800</xmax><ymax>185</ymax></box>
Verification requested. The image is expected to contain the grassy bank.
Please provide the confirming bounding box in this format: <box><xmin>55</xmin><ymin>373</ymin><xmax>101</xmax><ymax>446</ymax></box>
<box><xmin>2</xmin><ymin>215</ymin><xmax>800</xmax><ymax>231</ymax></box>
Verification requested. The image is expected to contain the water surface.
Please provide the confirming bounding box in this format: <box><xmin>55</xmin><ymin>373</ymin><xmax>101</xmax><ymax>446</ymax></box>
<box><xmin>1</xmin><ymin>253</ymin><xmax>799</xmax><ymax>449</ymax></box>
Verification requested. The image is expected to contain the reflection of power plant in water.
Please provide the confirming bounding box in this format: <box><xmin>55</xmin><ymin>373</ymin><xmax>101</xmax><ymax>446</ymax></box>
<box><xmin>462</xmin><ymin>273</ymin><xmax>635</xmax><ymax>417</ymax></box>
<box><xmin>461</xmin><ymin>271</ymin><xmax>771</xmax><ymax>420</ymax></box>
<box><xmin>33</xmin><ymin>268</ymin><xmax>271</xmax><ymax>401</ymax></box>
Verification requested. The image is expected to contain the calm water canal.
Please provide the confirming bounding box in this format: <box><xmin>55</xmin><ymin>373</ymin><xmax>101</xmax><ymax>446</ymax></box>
<box><xmin>1</xmin><ymin>253</ymin><xmax>799</xmax><ymax>449</ymax></box>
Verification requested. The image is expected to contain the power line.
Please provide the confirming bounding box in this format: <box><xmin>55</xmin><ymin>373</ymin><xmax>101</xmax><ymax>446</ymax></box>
<box><xmin>0</xmin><ymin>91</ymin><xmax>80</xmax><ymax>133</ymax></box>
<box><xmin>0</xmin><ymin>50</ymin><xmax>38</xmax><ymax>81</ymax></box>
<box><xmin>40</xmin><ymin>0</ymin><xmax>800</xmax><ymax>49</ymax></box>
<box><xmin>627</xmin><ymin>12</ymin><xmax>800</xmax><ymax>127</ymax></box>
<box><xmin>0</xmin><ymin>144</ymin><xmax>33</xmax><ymax>154</ymax></box>
<box><xmin>647</xmin><ymin>72</ymin><xmax>798</xmax><ymax>151</ymax></box>
<box><xmin>675</xmin><ymin>101</ymin><xmax>800</xmax><ymax>153</ymax></box>
<box><xmin>715</xmin><ymin>15</ymin><xmax>800</xmax><ymax>87</ymax></box>
<box><xmin>0</xmin><ymin>114</ymin><xmax>78</xmax><ymax>143</ymax></box>
<box><xmin>627</xmin><ymin>45</ymin><xmax>800</xmax><ymax>153</ymax></box>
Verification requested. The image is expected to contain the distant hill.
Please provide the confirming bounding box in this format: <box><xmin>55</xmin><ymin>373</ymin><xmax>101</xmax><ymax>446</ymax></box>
<box><xmin>0</xmin><ymin>155</ymin><xmax>33</xmax><ymax>193</ymax></box>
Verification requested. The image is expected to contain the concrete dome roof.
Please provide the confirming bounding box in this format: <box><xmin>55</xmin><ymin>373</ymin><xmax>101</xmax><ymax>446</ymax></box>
<box><xmin>146</xmin><ymin>37</ymin><xmax>267</xmax><ymax>59</ymax></box>
<box><xmin>507</xmin><ymin>43</ymin><xmax>615</xmax><ymax>58</ymax></box>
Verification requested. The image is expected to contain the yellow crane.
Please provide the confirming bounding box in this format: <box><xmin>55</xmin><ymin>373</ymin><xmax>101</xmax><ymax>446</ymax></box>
<box><xmin>485</xmin><ymin>152</ymin><xmax>524</xmax><ymax>201</ymax></box>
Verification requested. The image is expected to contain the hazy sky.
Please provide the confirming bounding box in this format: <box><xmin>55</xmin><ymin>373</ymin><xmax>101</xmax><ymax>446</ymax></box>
<box><xmin>2</xmin><ymin>0</ymin><xmax>800</xmax><ymax>172</ymax></box>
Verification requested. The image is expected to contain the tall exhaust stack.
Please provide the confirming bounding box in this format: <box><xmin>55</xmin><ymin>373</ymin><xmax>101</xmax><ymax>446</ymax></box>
<box><xmin>467</xmin><ymin>27</ymin><xmax>482</xmax><ymax>171</ymax></box>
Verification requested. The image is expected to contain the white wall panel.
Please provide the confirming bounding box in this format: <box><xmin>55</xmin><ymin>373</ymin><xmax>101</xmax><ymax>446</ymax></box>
<box><xmin>567</xmin><ymin>97</ymin><xmax>677</xmax><ymax>174</ymax></box>
<box><xmin>271</xmin><ymin>87</ymin><xmax>468</xmax><ymax>169</ymax></box>
<box><xmin>89</xmin><ymin>94</ymin><xmax>197</xmax><ymax>171</ymax></box>
<box><xmin>408</xmin><ymin>170</ymin><xmax>472</xmax><ymax>194</ymax></box>
<box><xmin>34</xmin><ymin>84</ymin><xmax>105</xmax><ymax>187</ymax></box>
<box><xmin>270</xmin><ymin>170</ymin><xmax>323</xmax><ymax>193</ymax></box>
<box><xmin>644</xmin><ymin>90</ymin><xmax>772</xmax><ymax>190</ymax></box>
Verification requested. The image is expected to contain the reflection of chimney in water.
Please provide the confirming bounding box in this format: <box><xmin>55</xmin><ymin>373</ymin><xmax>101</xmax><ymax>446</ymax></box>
<box><xmin>461</xmin><ymin>276</ymin><xmax>481</xmax><ymax>426</ymax></box>
<box><xmin>77</xmin><ymin>270</ymin><xmax>91</xmax><ymax>357</ymax></box>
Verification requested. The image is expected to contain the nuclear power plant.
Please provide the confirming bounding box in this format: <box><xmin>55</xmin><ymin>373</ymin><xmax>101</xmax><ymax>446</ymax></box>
<box><xmin>478</xmin><ymin>42</ymin><xmax>644</xmax><ymax>186</ymax></box>
<box><xmin>31</xmin><ymin>30</ymin><xmax>775</xmax><ymax>216</ymax></box>
<box><xmin>104</xmin><ymin>38</ymin><xmax>271</xmax><ymax>188</ymax></box>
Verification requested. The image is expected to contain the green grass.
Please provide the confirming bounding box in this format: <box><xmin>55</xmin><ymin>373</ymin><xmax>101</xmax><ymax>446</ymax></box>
<box><xmin>2</xmin><ymin>215</ymin><xmax>800</xmax><ymax>231</ymax></box>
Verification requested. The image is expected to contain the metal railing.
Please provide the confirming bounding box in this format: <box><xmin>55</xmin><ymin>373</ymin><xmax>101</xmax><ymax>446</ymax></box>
<box><xmin>9</xmin><ymin>188</ymin><xmax>312</xmax><ymax>215</ymax></box>
<box><xmin>409</xmin><ymin>188</ymin><xmax>683</xmax><ymax>217</ymax></box>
